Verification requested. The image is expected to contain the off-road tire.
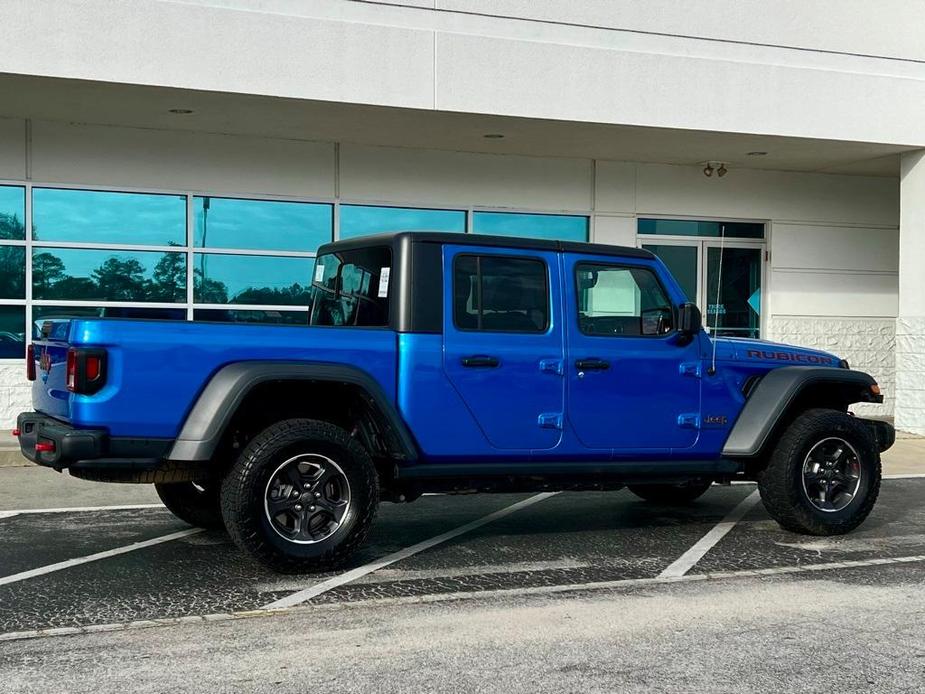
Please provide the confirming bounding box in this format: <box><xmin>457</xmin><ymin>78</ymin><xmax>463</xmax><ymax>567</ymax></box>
<box><xmin>155</xmin><ymin>480</ymin><xmax>225</xmax><ymax>530</ymax></box>
<box><xmin>220</xmin><ymin>418</ymin><xmax>378</xmax><ymax>573</ymax></box>
<box><xmin>758</xmin><ymin>408</ymin><xmax>881</xmax><ymax>535</ymax></box>
<box><xmin>627</xmin><ymin>480</ymin><xmax>712</xmax><ymax>504</ymax></box>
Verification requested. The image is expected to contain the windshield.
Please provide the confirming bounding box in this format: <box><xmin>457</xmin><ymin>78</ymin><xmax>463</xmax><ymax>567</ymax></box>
<box><xmin>308</xmin><ymin>246</ymin><xmax>392</xmax><ymax>327</ymax></box>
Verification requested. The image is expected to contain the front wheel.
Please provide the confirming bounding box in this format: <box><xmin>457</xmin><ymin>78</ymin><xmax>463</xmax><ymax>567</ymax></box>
<box><xmin>220</xmin><ymin>418</ymin><xmax>378</xmax><ymax>572</ymax></box>
<box><xmin>627</xmin><ymin>480</ymin><xmax>712</xmax><ymax>504</ymax></box>
<box><xmin>758</xmin><ymin>408</ymin><xmax>881</xmax><ymax>535</ymax></box>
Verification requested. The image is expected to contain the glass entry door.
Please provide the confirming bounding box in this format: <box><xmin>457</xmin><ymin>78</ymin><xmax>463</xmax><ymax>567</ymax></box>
<box><xmin>641</xmin><ymin>238</ymin><xmax>764</xmax><ymax>339</ymax></box>
<box><xmin>703</xmin><ymin>244</ymin><xmax>762</xmax><ymax>339</ymax></box>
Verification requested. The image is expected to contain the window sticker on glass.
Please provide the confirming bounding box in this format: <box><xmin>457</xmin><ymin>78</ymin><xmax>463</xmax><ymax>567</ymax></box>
<box><xmin>377</xmin><ymin>267</ymin><xmax>391</xmax><ymax>298</ymax></box>
<box><xmin>314</xmin><ymin>263</ymin><xmax>325</xmax><ymax>283</ymax></box>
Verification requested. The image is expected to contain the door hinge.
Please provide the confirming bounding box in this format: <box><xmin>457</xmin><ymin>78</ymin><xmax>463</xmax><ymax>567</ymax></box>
<box><xmin>679</xmin><ymin>361</ymin><xmax>702</xmax><ymax>378</ymax></box>
<box><xmin>539</xmin><ymin>359</ymin><xmax>564</xmax><ymax>376</ymax></box>
<box><xmin>677</xmin><ymin>413</ymin><xmax>700</xmax><ymax>429</ymax></box>
<box><xmin>538</xmin><ymin>413</ymin><xmax>563</xmax><ymax>430</ymax></box>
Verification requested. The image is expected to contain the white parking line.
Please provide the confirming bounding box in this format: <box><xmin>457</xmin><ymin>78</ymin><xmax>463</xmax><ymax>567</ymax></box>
<box><xmin>0</xmin><ymin>528</ymin><xmax>203</xmax><ymax>587</ymax></box>
<box><xmin>658</xmin><ymin>490</ymin><xmax>762</xmax><ymax>578</ymax></box>
<box><xmin>0</xmin><ymin>503</ymin><xmax>164</xmax><ymax>521</ymax></box>
<box><xmin>262</xmin><ymin>492</ymin><xmax>559</xmax><ymax>609</ymax></box>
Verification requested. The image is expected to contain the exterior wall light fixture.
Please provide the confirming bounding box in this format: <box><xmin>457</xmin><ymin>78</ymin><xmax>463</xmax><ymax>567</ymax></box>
<box><xmin>702</xmin><ymin>161</ymin><xmax>728</xmax><ymax>178</ymax></box>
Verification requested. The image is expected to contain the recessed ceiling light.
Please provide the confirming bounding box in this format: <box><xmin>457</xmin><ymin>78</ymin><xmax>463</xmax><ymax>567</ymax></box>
<box><xmin>483</xmin><ymin>133</ymin><xmax>505</xmax><ymax>139</ymax></box>
<box><xmin>168</xmin><ymin>108</ymin><xmax>194</xmax><ymax>115</ymax></box>
<box><xmin>746</xmin><ymin>151</ymin><xmax>767</xmax><ymax>156</ymax></box>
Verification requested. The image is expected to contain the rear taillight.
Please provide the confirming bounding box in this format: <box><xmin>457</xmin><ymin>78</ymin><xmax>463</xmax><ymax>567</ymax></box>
<box><xmin>85</xmin><ymin>354</ymin><xmax>102</xmax><ymax>381</ymax></box>
<box><xmin>26</xmin><ymin>344</ymin><xmax>35</xmax><ymax>381</ymax></box>
<box><xmin>66</xmin><ymin>347</ymin><xmax>107</xmax><ymax>394</ymax></box>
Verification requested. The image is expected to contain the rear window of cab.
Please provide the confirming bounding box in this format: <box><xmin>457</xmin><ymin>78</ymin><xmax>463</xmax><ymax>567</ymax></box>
<box><xmin>309</xmin><ymin>247</ymin><xmax>392</xmax><ymax>327</ymax></box>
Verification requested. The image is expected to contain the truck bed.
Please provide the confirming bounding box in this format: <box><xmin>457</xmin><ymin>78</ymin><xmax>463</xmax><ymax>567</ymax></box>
<box><xmin>31</xmin><ymin>318</ymin><xmax>398</xmax><ymax>438</ymax></box>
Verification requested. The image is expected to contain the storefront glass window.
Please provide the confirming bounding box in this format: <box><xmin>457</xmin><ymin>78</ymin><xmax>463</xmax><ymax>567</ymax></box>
<box><xmin>193</xmin><ymin>196</ymin><xmax>332</xmax><ymax>252</ymax></box>
<box><xmin>33</xmin><ymin>189</ymin><xmax>186</xmax><ymax>246</ymax></box>
<box><xmin>0</xmin><ymin>306</ymin><xmax>25</xmax><ymax>359</ymax></box>
<box><xmin>0</xmin><ymin>186</ymin><xmax>25</xmax><ymax>240</ymax></box>
<box><xmin>194</xmin><ymin>253</ymin><xmax>313</xmax><ymax>306</ymax></box>
<box><xmin>637</xmin><ymin>219</ymin><xmax>764</xmax><ymax>239</ymax></box>
<box><xmin>31</xmin><ymin>248</ymin><xmax>186</xmax><ymax>302</ymax></box>
<box><xmin>472</xmin><ymin>211</ymin><xmax>588</xmax><ymax>241</ymax></box>
<box><xmin>340</xmin><ymin>205</ymin><xmax>465</xmax><ymax>239</ymax></box>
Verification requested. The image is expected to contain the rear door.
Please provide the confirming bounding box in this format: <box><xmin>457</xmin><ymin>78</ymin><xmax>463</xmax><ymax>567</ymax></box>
<box><xmin>563</xmin><ymin>253</ymin><xmax>702</xmax><ymax>452</ymax></box>
<box><xmin>442</xmin><ymin>244</ymin><xmax>565</xmax><ymax>450</ymax></box>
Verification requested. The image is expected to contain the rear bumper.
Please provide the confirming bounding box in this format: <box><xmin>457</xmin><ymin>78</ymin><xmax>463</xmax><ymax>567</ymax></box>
<box><xmin>859</xmin><ymin>417</ymin><xmax>895</xmax><ymax>453</ymax></box>
<box><xmin>16</xmin><ymin>412</ymin><xmax>173</xmax><ymax>471</ymax></box>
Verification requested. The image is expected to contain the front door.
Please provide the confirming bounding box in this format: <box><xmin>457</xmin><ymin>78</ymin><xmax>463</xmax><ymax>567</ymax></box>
<box><xmin>442</xmin><ymin>245</ymin><xmax>565</xmax><ymax>451</ymax></box>
<box><xmin>563</xmin><ymin>253</ymin><xmax>702</xmax><ymax>452</ymax></box>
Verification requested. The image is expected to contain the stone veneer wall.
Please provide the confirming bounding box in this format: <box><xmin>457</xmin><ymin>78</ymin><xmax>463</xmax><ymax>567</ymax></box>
<box><xmin>895</xmin><ymin>317</ymin><xmax>925</xmax><ymax>435</ymax></box>
<box><xmin>766</xmin><ymin>317</ymin><xmax>896</xmax><ymax>418</ymax></box>
<box><xmin>0</xmin><ymin>364</ymin><xmax>30</xmax><ymax>426</ymax></box>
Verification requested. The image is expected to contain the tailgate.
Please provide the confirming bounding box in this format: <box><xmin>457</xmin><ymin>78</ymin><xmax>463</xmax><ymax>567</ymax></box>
<box><xmin>31</xmin><ymin>318</ymin><xmax>73</xmax><ymax>421</ymax></box>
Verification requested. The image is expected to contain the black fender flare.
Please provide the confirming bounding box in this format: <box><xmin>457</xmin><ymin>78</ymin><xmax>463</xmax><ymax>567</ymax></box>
<box><xmin>167</xmin><ymin>361</ymin><xmax>418</xmax><ymax>462</ymax></box>
<box><xmin>722</xmin><ymin>366</ymin><xmax>880</xmax><ymax>458</ymax></box>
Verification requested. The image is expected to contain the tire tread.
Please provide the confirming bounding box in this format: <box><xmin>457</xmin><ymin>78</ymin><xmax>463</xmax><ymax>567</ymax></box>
<box><xmin>758</xmin><ymin>408</ymin><xmax>881</xmax><ymax>535</ymax></box>
<box><xmin>220</xmin><ymin>418</ymin><xmax>378</xmax><ymax>573</ymax></box>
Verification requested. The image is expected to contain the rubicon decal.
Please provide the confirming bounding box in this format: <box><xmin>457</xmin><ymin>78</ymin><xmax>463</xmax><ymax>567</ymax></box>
<box><xmin>746</xmin><ymin>349</ymin><xmax>834</xmax><ymax>365</ymax></box>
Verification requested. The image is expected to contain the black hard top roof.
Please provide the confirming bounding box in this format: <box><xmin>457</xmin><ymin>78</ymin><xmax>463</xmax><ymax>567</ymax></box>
<box><xmin>316</xmin><ymin>231</ymin><xmax>654</xmax><ymax>260</ymax></box>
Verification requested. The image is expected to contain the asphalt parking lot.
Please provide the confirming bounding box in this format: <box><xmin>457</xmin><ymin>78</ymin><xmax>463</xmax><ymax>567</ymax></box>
<box><xmin>1</xmin><ymin>477</ymin><xmax>924</xmax><ymax>637</ymax></box>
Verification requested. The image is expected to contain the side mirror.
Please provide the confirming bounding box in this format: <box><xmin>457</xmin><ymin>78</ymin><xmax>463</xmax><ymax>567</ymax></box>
<box><xmin>576</xmin><ymin>269</ymin><xmax>598</xmax><ymax>291</ymax></box>
<box><xmin>678</xmin><ymin>302</ymin><xmax>702</xmax><ymax>337</ymax></box>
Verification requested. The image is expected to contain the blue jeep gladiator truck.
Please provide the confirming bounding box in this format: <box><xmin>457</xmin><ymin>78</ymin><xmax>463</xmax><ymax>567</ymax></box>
<box><xmin>16</xmin><ymin>232</ymin><xmax>894</xmax><ymax>571</ymax></box>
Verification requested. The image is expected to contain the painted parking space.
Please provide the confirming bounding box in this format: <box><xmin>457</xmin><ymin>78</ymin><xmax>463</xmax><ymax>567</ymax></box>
<box><xmin>0</xmin><ymin>508</ymin><xmax>187</xmax><ymax>577</ymax></box>
<box><xmin>690</xmin><ymin>480</ymin><xmax>925</xmax><ymax>575</ymax></box>
<box><xmin>1</xmin><ymin>480</ymin><xmax>924</xmax><ymax>636</ymax></box>
<box><xmin>307</xmin><ymin>485</ymin><xmax>756</xmax><ymax>604</ymax></box>
<box><xmin>0</xmin><ymin>494</ymin><xmax>534</xmax><ymax>633</ymax></box>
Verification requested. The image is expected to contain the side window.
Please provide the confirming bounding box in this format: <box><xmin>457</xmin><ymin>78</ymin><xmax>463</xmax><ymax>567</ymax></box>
<box><xmin>308</xmin><ymin>246</ymin><xmax>391</xmax><ymax>327</ymax></box>
<box><xmin>576</xmin><ymin>263</ymin><xmax>673</xmax><ymax>337</ymax></box>
<box><xmin>453</xmin><ymin>254</ymin><xmax>549</xmax><ymax>333</ymax></box>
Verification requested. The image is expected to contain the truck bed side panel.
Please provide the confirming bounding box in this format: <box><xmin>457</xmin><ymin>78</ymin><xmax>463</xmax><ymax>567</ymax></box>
<box><xmin>43</xmin><ymin>319</ymin><xmax>397</xmax><ymax>438</ymax></box>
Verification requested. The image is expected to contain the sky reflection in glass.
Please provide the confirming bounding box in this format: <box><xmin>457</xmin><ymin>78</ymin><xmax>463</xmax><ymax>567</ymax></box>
<box><xmin>472</xmin><ymin>212</ymin><xmax>588</xmax><ymax>241</ymax></box>
<box><xmin>340</xmin><ymin>205</ymin><xmax>465</xmax><ymax>239</ymax></box>
<box><xmin>32</xmin><ymin>189</ymin><xmax>186</xmax><ymax>246</ymax></box>
<box><xmin>194</xmin><ymin>196</ymin><xmax>332</xmax><ymax>252</ymax></box>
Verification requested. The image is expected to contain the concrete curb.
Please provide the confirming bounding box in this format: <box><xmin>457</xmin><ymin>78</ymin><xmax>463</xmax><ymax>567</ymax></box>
<box><xmin>0</xmin><ymin>450</ymin><xmax>29</xmax><ymax>468</ymax></box>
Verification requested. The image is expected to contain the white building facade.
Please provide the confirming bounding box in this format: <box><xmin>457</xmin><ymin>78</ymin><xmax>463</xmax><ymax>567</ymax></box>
<box><xmin>0</xmin><ymin>0</ymin><xmax>923</xmax><ymax>432</ymax></box>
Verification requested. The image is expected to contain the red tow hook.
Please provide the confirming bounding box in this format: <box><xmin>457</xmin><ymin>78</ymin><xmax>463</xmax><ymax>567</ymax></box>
<box><xmin>11</xmin><ymin>428</ymin><xmax>20</xmax><ymax>437</ymax></box>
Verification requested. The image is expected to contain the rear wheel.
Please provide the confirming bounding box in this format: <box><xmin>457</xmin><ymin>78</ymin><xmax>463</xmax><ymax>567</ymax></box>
<box><xmin>758</xmin><ymin>408</ymin><xmax>880</xmax><ymax>535</ymax></box>
<box><xmin>220</xmin><ymin>418</ymin><xmax>378</xmax><ymax>572</ymax></box>
<box><xmin>627</xmin><ymin>480</ymin><xmax>712</xmax><ymax>504</ymax></box>
<box><xmin>155</xmin><ymin>480</ymin><xmax>224</xmax><ymax>530</ymax></box>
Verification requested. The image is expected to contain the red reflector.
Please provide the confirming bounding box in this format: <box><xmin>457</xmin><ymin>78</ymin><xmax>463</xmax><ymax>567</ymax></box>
<box><xmin>26</xmin><ymin>344</ymin><xmax>36</xmax><ymax>381</ymax></box>
<box><xmin>85</xmin><ymin>356</ymin><xmax>101</xmax><ymax>381</ymax></box>
<box><xmin>35</xmin><ymin>441</ymin><xmax>55</xmax><ymax>453</ymax></box>
<box><xmin>11</xmin><ymin>429</ymin><xmax>20</xmax><ymax>437</ymax></box>
<box><xmin>66</xmin><ymin>348</ymin><xmax>77</xmax><ymax>392</ymax></box>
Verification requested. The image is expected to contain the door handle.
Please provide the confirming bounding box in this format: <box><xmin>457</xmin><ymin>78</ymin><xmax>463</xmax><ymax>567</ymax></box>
<box><xmin>575</xmin><ymin>358</ymin><xmax>610</xmax><ymax>371</ymax></box>
<box><xmin>461</xmin><ymin>355</ymin><xmax>500</xmax><ymax>368</ymax></box>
